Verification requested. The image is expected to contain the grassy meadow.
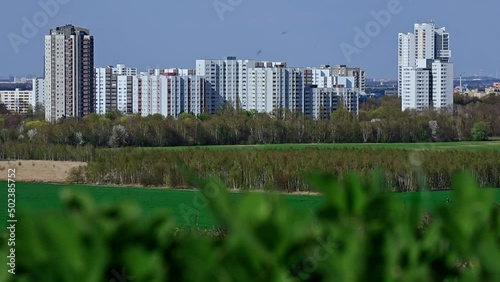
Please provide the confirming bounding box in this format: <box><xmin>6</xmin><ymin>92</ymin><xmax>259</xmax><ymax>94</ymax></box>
<box><xmin>3</xmin><ymin>181</ymin><xmax>500</xmax><ymax>229</ymax></box>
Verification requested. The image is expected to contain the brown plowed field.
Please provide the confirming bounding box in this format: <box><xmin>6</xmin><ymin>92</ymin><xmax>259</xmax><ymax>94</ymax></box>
<box><xmin>0</xmin><ymin>160</ymin><xmax>86</xmax><ymax>183</ymax></box>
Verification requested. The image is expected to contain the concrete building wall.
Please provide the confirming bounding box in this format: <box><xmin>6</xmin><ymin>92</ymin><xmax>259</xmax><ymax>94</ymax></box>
<box><xmin>32</xmin><ymin>78</ymin><xmax>45</xmax><ymax>106</ymax></box>
<box><xmin>133</xmin><ymin>74</ymin><xmax>206</xmax><ymax>118</ymax></box>
<box><xmin>414</xmin><ymin>23</ymin><xmax>436</xmax><ymax>60</ymax></box>
<box><xmin>196</xmin><ymin>57</ymin><xmax>256</xmax><ymax>113</ymax></box>
<box><xmin>0</xmin><ymin>89</ymin><xmax>34</xmax><ymax>114</ymax></box>
<box><xmin>95</xmin><ymin>67</ymin><xmax>109</xmax><ymax>114</ymax></box>
<box><xmin>401</xmin><ymin>67</ymin><xmax>431</xmax><ymax>111</ymax></box>
<box><xmin>44</xmin><ymin>25</ymin><xmax>94</xmax><ymax>122</ymax></box>
<box><xmin>398</xmin><ymin>33</ymin><xmax>416</xmax><ymax>97</ymax></box>
<box><xmin>95</xmin><ymin>65</ymin><xmax>136</xmax><ymax>115</ymax></box>
<box><xmin>399</xmin><ymin>22</ymin><xmax>453</xmax><ymax>111</ymax></box>
<box><xmin>432</xmin><ymin>61</ymin><xmax>454</xmax><ymax>109</ymax></box>
<box><xmin>332</xmin><ymin>65</ymin><xmax>366</xmax><ymax>93</ymax></box>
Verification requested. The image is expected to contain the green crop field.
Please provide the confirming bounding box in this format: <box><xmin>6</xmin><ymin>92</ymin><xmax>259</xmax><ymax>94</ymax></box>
<box><xmin>143</xmin><ymin>141</ymin><xmax>500</xmax><ymax>151</ymax></box>
<box><xmin>3</xmin><ymin>181</ymin><xmax>499</xmax><ymax>229</ymax></box>
<box><xmin>1</xmin><ymin>182</ymin><xmax>322</xmax><ymax>229</ymax></box>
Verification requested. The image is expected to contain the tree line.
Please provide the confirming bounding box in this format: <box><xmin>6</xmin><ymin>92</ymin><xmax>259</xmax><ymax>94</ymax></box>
<box><xmin>62</xmin><ymin>148</ymin><xmax>500</xmax><ymax>192</ymax></box>
<box><xmin>0</xmin><ymin>95</ymin><xmax>499</xmax><ymax>147</ymax></box>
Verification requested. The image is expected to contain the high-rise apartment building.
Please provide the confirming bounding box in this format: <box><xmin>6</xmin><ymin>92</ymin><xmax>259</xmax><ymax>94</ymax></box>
<box><xmin>414</xmin><ymin>23</ymin><xmax>436</xmax><ymax>60</ymax></box>
<box><xmin>120</xmin><ymin>57</ymin><xmax>361</xmax><ymax>119</ymax></box>
<box><xmin>301</xmin><ymin>65</ymin><xmax>361</xmax><ymax>117</ymax></box>
<box><xmin>331</xmin><ymin>65</ymin><xmax>366</xmax><ymax>94</ymax></box>
<box><xmin>32</xmin><ymin>78</ymin><xmax>45</xmax><ymax>107</ymax></box>
<box><xmin>196</xmin><ymin>57</ymin><xmax>256</xmax><ymax>112</ymax></box>
<box><xmin>162</xmin><ymin>75</ymin><xmax>206</xmax><ymax>117</ymax></box>
<box><xmin>398</xmin><ymin>22</ymin><xmax>453</xmax><ymax>111</ymax></box>
<box><xmin>95</xmin><ymin>64</ymin><xmax>138</xmax><ymax>115</ymax></box>
<box><xmin>401</xmin><ymin>65</ymin><xmax>431</xmax><ymax>111</ymax></box>
<box><xmin>431</xmin><ymin>60</ymin><xmax>453</xmax><ymax>108</ymax></box>
<box><xmin>434</xmin><ymin>28</ymin><xmax>451</xmax><ymax>62</ymax></box>
<box><xmin>44</xmin><ymin>24</ymin><xmax>94</xmax><ymax>122</ymax></box>
<box><xmin>246</xmin><ymin>64</ymin><xmax>302</xmax><ymax>114</ymax></box>
<box><xmin>145</xmin><ymin>68</ymin><xmax>195</xmax><ymax>76</ymax></box>
<box><xmin>0</xmin><ymin>89</ymin><xmax>34</xmax><ymax>114</ymax></box>
<box><xmin>132</xmin><ymin>74</ymin><xmax>206</xmax><ymax>118</ymax></box>
<box><xmin>303</xmin><ymin>85</ymin><xmax>358</xmax><ymax>119</ymax></box>
<box><xmin>303</xmin><ymin>66</ymin><xmax>336</xmax><ymax>88</ymax></box>
<box><xmin>135</xmin><ymin>74</ymin><xmax>163</xmax><ymax>117</ymax></box>
<box><xmin>304</xmin><ymin>86</ymin><xmax>338</xmax><ymax>119</ymax></box>
<box><xmin>114</xmin><ymin>64</ymin><xmax>138</xmax><ymax>76</ymax></box>
<box><xmin>302</xmin><ymin>65</ymin><xmax>366</xmax><ymax>94</ymax></box>
<box><xmin>193</xmin><ymin>57</ymin><xmax>362</xmax><ymax>118</ymax></box>
<box><xmin>398</xmin><ymin>33</ymin><xmax>415</xmax><ymax>97</ymax></box>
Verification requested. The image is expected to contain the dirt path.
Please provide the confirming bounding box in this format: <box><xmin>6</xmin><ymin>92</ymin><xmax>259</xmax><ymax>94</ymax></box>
<box><xmin>0</xmin><ymin>160</ymin><xmax>87</xmax><ymax>183</ymax></box>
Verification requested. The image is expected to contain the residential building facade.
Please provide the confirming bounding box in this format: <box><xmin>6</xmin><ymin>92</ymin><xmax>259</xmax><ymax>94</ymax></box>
<box><xmin>132</xmin><ymin>74</ymin><xmax>206</xmax><ymax>118</ymax></box>
<box><xmin>44</xmin><ymin>24</ymin><xmax>94</xmax><ymax>122</ymax></box>
<box><xmin>32</xmin><ymin>78</ymin><xmax>45</xmax><ymax>106</ymax></box>
<box><xmin>332</xmin><ymin>65</ymin><xmax>366</xmax><ymax>94</ymax></box>
<box><xmin>95</xmin><ymin>64</ymin><xmax>137</xmax><ymax>115</ymax></box>
<box><xmin>398</xmin><ymin>22</ymin><xmax>454</xmax><ymax>111</ymax></box>
<box><xmin>0</xmin><ymin>89</ymin><xmax>34</xmax><ymax>114</ymax></box>
<box><xmin>196</xmin><ymin>57</ymin><xmax>256</xmax><ymax>112</ymax></box>
<box><xmin>401</xmin><ymin>66</ymin><xmax>431</xmax><ymax>111</ymax></box>
<box><xmin>91</xmin><ymin>56</ymin><xmax>364</xmax><ymax>119</ymax></box>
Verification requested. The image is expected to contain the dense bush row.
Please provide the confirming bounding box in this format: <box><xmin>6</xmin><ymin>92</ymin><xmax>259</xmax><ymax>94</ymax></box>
<box><xmin>67</xmin><ymin>148</ymin><xmax>500</xmax><ymax>191</ymax></box>
<box><xmin>2</xmin><ymin>173</ymin><xmax>499</xmax><ymax>281</ymax></box>
<box><xmin>0</xmin><ymin>143</ymin><xmax>96</xmax><ymax>162</ymax></box>
<box><xmin>1</xmin><ymin>95</ymin><xmax>500</xmax><ymax>148</ymax></box>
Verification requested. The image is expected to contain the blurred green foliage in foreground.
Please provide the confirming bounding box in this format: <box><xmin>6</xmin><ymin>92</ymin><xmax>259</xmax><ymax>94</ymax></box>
<box><xmin>1</xmin><ymin>172</ymin><xmax>499</xmax><ymax>281</ymax></box>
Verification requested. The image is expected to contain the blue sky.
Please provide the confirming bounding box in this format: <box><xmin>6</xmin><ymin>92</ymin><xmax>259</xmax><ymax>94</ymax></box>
<box><xmin>1</xmin><ymin>0</ymin><xmax>499</xmax><ymax>79</ymax></box>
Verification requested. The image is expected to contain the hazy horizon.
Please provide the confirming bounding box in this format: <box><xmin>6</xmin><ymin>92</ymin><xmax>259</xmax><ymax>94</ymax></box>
<box><xmin>1</xmin><ymin>0</ymin><xmax>499</xmax><ymax>79</ymax></box>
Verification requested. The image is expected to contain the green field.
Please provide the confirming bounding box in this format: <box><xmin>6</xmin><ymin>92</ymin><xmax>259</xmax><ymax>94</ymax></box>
<box><xmin>143</xmin><ymin>141</ymin><xmax>500</xmax><ymax>151</ymax></box>
<box><xmin>1</xmin><ymin>182</ymin><xmax>322</xmax><ymax>229</ymax></box>
<box><xmin>3</xmin><ymin>181</ymin><xmax>499</xmax><ymax>229</ymax></box>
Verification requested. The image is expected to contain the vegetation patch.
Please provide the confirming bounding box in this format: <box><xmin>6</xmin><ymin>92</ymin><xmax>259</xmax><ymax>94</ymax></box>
<box><xmin>2</xmin><ymin>180</ymin><xmax>499</xmax><ymax>229</ymax></box>
<box><xmin>65</xmin><ymin>148</ymin><xmax>500</xmax><ymax>192</ymax></box>
<box><xmin>1</xmin><ymin>173</ymin><xmax>499</xmax><ymax>281</ymax></box>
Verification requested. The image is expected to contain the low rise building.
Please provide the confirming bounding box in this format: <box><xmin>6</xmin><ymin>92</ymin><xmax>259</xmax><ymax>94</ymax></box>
<box><xmin>0</xmin><ymin>88</ymin><xmax>34</xmax><ymax>113</ymax></box>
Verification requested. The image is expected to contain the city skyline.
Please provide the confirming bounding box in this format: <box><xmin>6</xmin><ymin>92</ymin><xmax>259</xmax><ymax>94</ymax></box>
<box><xmin>1</xmin><ymin>0</ymin><xmax>500</xmax><ymax>79</ymax></box>
<box><xmin>40</xmin><ymin>24</ymin><xmax>364</xmax><ymax>122</ymax></box>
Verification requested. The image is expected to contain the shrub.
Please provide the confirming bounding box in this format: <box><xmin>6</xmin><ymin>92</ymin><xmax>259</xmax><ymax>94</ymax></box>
<box><xmin>66</xmin><ymin>165</ymin><xmax>86</xmax><ymax>184</ymax></box>
<box><xmin>471</xmin><ymin>121</ymin><xmax>489</xmax><ymax>141</ymax></box>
